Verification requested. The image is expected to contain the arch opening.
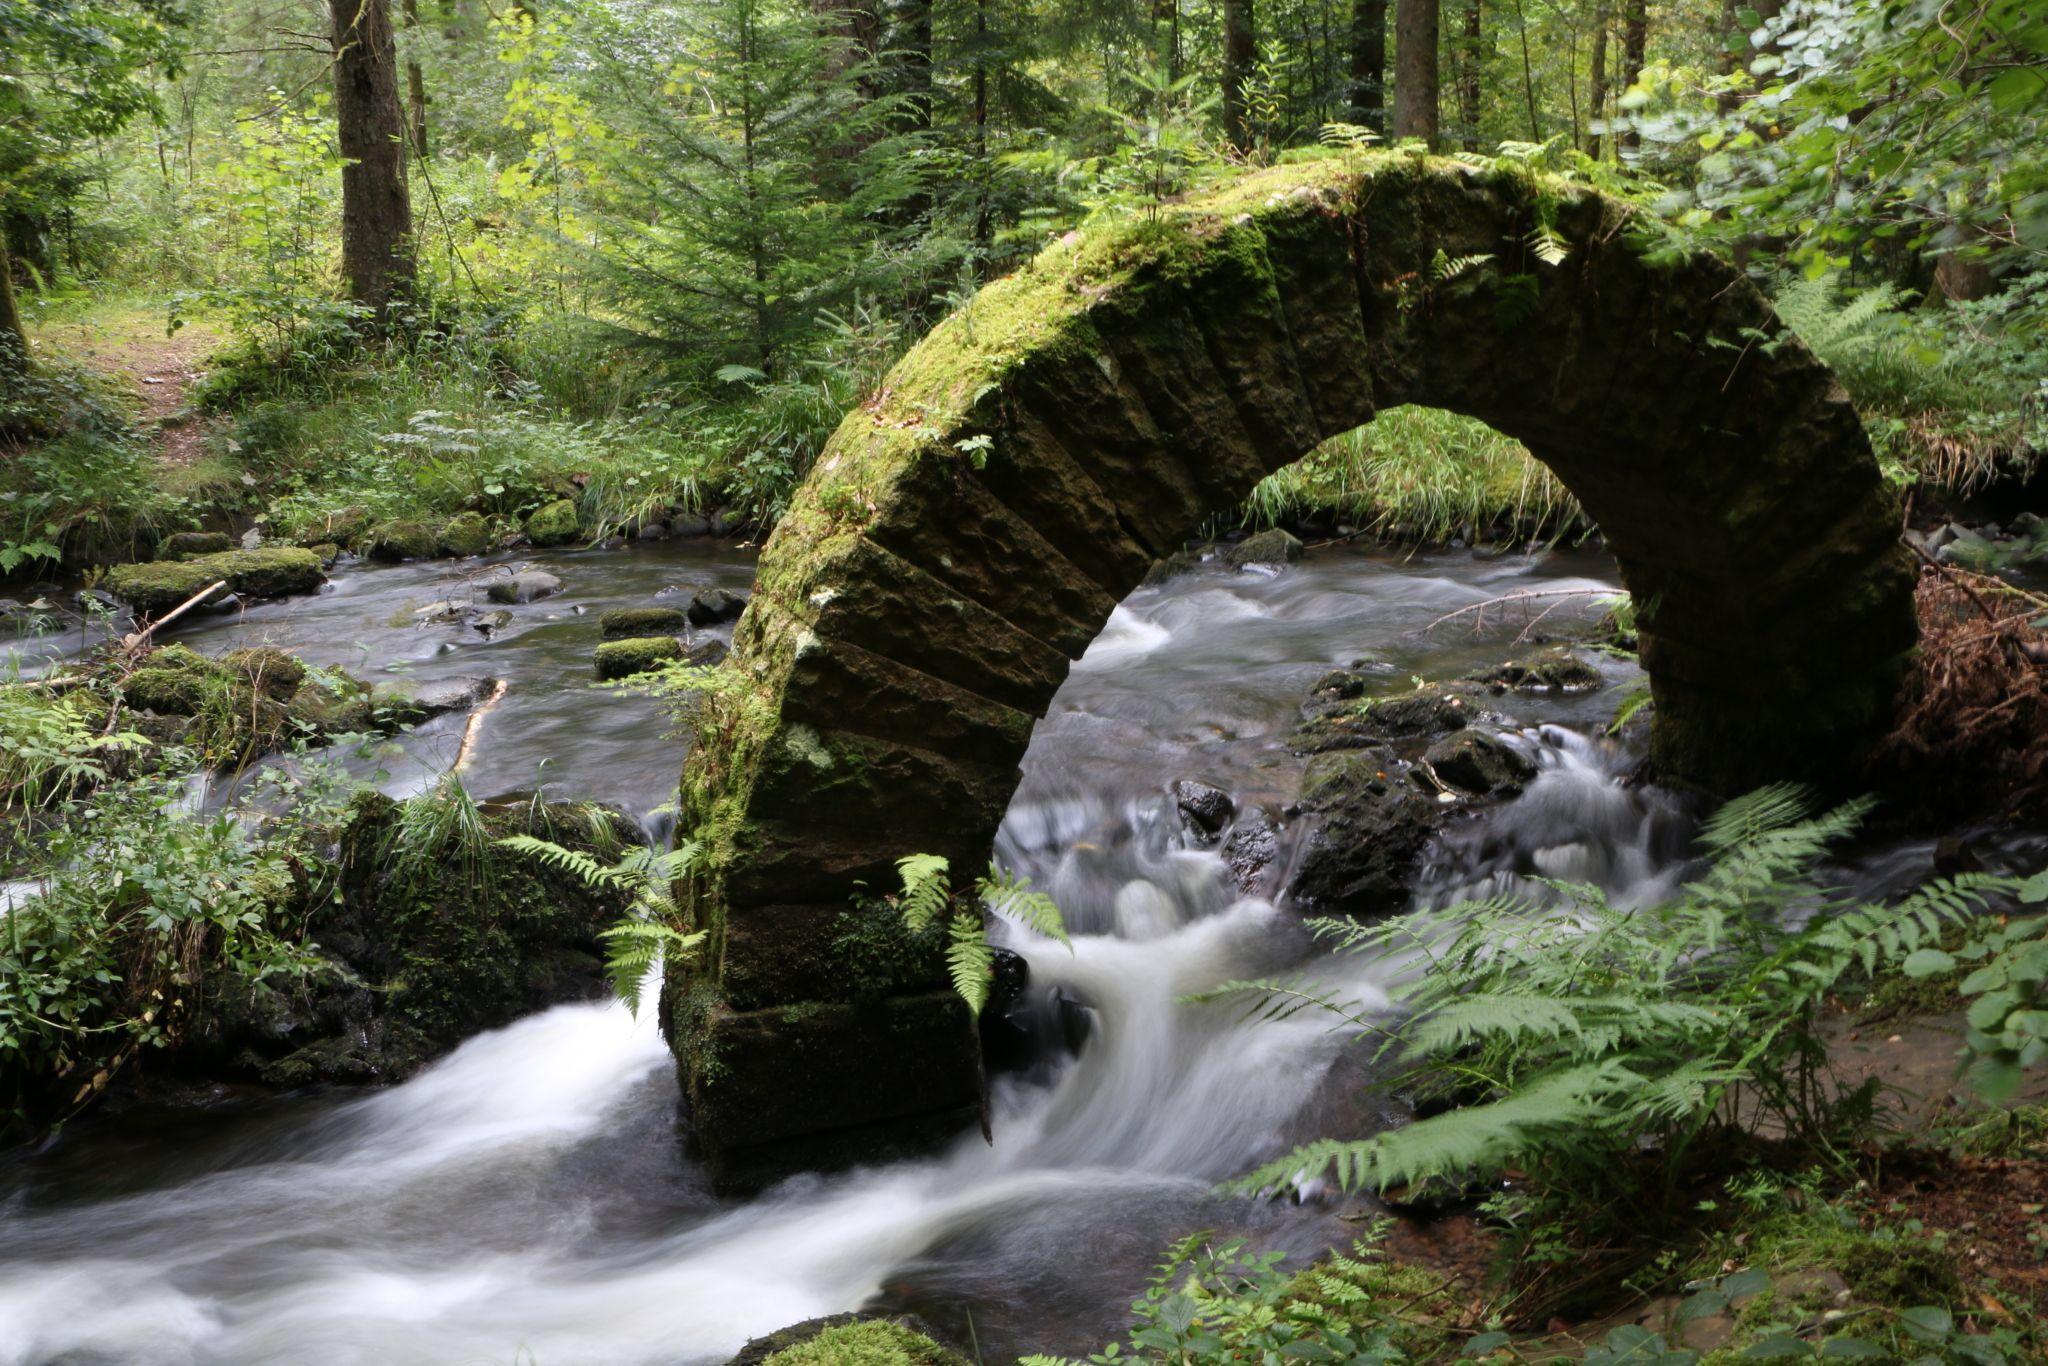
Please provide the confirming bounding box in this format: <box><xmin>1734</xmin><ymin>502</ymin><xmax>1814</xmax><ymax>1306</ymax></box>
<box><xmin>667</xmin><ymin>156</ymin><xmax>1916</xmax><ymax>1189</ymax></box>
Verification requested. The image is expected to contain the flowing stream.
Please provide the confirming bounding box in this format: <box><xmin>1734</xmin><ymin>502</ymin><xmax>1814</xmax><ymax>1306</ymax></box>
<box><xmin>0</xmin><ymin>542</ymin><xmax>1815</xmax><ymax>1364</ymax></box>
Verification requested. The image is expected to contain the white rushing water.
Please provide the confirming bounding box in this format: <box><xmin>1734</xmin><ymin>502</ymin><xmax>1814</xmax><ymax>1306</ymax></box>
<box><xmin>0</xmin><ymin>544</ymin><xmax>1687</xmax><ymax>1365</ymax></box>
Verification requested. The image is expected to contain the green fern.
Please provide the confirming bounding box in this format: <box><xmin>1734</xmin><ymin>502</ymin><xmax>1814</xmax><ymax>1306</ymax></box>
<box><xmin>1215</xmin><ymin>789</ymin><xmax>2019</xmax><ymax>1244</ymax></box>
<box><xmin>895</xmin><ymin>854</ymin><xmax>1072</xmax><ymax>1015</ymax></box>
<box><xmin>496</xmin><ymin>834</ymin><xmax>705</xmax><ymax>1015</ymax></box>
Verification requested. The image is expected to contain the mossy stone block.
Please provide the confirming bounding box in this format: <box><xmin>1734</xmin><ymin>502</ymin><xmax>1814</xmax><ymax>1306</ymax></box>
<box><xmin>594</xmin><ymin>635</ymin><xmax>683</xmax><ymax>679</ymax></box>
<box><xmin>600</xmin><ymin>606</ymin><xmax>689</xmax><ymax>639</ymax></box>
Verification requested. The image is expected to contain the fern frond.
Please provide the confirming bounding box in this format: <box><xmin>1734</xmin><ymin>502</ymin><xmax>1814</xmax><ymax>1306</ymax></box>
<box><xmin>496</xmin><ymin>834</ymin><xmax>639</xmax><ymax>890</ymax></box>
<box><xmin>597</xmin><ymin>920</ymin><xmax>705</xmax><ymax>1014</ymax></box>
<box><xmin>1697</xmin><ymin>783</ymin><xmax>1813</xmax><ymax>852</ymax></box>
<box><xmin>981</xmin><ymin>862</ymin><xmax>1071</xmax><ymax>946</ymax></box>
<box><xmin>897</xmin><ymin>853</ymin><xmax>952</xmax><ymax>933</ymax></box>
<box><xmin>947</xmin><ymin>910</ymin><xmax>994</xmax><ymax>1016</ymax></box>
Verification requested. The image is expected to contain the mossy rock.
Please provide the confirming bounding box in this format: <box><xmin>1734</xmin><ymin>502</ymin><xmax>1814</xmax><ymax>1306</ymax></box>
<box><xmin>599</xmin><ymin>606</ymin><xmax>689</xmax><ymax>639</ymax></box>
<box><xmin>104</xmin><ymin>547</ymin><xmax>325</xmax><ymax>614</ymax></box>
<box><xmin>121</xmin><ymin>665</ymin><xmax>212</xmax><ymax>716</ymax></box>
<box><xmin>1219</xmin><ymin>526</ymin><xmax>1304</xmax><ymax>568</ymax></box>
<box><xmin>732</xmin><ymin>1315</ymin><xmax>968</xmax><ymax>1366</ymax></box>
<box><xmin>160</xmin><ymin>531</ymin><xmax>234</xmax><ymax>560</ymax></box>
<box><xmin>595</xmin><ymin>635</ymin><xmax>683</xmax><ymax>679</ymax></box>
<box><xmin>437</xmin><ymin>512</ymin><xmax>492</xmax><ymax>558</ymax></box>
<box><xmin>525</xmin><ymin>498</ymin><xmax>581</xmax><ymax>547</ymax></box>
<box><xmin>1464</xmin><ymin>646</ymin><xmax>1602</xmax><ymax>694</ymax></box>
<box><xmin>361</xmin><ymin>520</ymin><xmax>440</xmax><ymax>562</ymax></box>
<box><xmin>223</xmin><ymin>646</ymin><xmax>308</xmax><ymax>700</ymax></box>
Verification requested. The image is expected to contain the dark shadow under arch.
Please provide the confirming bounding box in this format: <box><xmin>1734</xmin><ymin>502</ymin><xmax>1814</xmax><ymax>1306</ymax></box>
<box><xmin>667</xmin><ymin>156</ymin><xmax>1916</xmax><ymax>1189</ymax></box>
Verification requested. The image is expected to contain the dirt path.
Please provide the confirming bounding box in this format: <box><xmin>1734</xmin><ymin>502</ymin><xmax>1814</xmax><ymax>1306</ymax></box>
<box><xmin>35</xmin><ymin>308</ymin><xmax>219</xmax><ymax>468</ymax></box>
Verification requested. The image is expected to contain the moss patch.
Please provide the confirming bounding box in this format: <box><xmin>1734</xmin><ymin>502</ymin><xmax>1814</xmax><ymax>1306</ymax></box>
<box><xmin>599</xmin><ymin>606</ymin><xmax>689</xmax><ymax>639</ymax></box>
<box><xmin>361</xmin><ymin>520</ymin><xmax>439</xmax><ymax>562</ymax></box>
<box><xmin>104</xmin><ymin>547</ymin><xmax>325</xmax><ymax>613</ymax></box>
<box><xmin>437</xmin><ymin>511</ymin><xmax>491</xmax><ymax>558</ymax></box>
<box><xmin>525</xmin><ymin>498</ymin><xmax>581</xmax><ymax>546</ymax></box>
<box><xmin>760</xmin><ymin>1320</ymin><xmax>966</xmax><ymax>1366</ymax></box>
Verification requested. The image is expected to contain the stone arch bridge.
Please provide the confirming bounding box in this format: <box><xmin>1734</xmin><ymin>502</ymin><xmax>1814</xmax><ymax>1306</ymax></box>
<box><xmin>666</xmin><ymin>155</ymin><xmax>1916</xmax><ymax>1188</ymax></box>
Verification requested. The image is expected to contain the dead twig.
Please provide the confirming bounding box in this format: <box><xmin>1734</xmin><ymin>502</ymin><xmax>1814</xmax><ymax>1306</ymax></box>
<box><xmin>119</xmin><ymin>580</ymin><xmax>228</xmax><ymax>654</ymax></box>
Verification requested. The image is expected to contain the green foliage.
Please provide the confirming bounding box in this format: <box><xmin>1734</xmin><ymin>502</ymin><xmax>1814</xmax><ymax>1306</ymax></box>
<box><xmin>0</xmin><ymin>753</ymin><xmax>353</xmax><ymax>1139</ymax></box>
<box><xmin>1918</xmin><ymin>869</ymin><xmax>2048</xmax><ymax>1103</ymax></box>
<box><xmin>894</xmin><ymin>853</ymin><xmax>1069</xmax><ymax>1017</ymax></box>
<box><xmin>1020</xmin><ymin>1227</ymin><xmax>1449</xmax><ymax>1366</ymax></box>
<box><xmin>0</xmin><ymin>681</ymin><xmax>146</xmax><ymax>812</ymax></box>
<box><xmin>495</xmin><ymin>831</ymin><xmax>705</xmax><ymax>1014</ymax></box>
<box><xmin>1241</xmin><ymin>406</ymin><xmax>1586</xmax><ymax>545</ymax></box>
<box><xmin>760</xmin><ymin>1319</ymin><xmax>963</xmax><ymax>1366</ymax></box>
<box><xmin>1217</xmin><ymin>788</ymin><xmax>2013</xmax><ymax>1259</ymax></box>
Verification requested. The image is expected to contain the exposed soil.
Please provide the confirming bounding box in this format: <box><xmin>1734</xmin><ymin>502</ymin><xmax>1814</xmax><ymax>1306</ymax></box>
<box><xmin>36</xmin><ymin>311</ymin><xmax>218</xmax><ymax>467</ymax></box>
<box><xmin>1878</xmin><ymin>1150</ymin><xmax>2048</xmax><ymax>1316</ymax></box>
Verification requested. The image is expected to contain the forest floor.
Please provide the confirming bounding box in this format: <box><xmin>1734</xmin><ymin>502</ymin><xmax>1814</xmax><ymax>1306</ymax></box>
<box><xmin>33</xmin><ymin>303</ymin><xmax>220</xmax><ymax>469</ymax></box>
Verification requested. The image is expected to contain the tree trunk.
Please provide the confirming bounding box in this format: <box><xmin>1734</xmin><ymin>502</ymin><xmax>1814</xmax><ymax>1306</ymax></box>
<box><xmin>1587</xmin><ymin>2</ymin><xmax>1610</xmax><ymax>158</ymax></box>
<box><xmin>973</xmin><ymin>0</ymin><xmax>990</xmax><ymax>252</ymax></box>
<box><xmin>1347</xmin><ymin>0</ymin><xmax>1387</xmax><ymax>134</ymax></box>
<box><xmin>1153</xmin><ymin>0</ymin><xmax>1181</xmax><ymax>80</ymax></box>
<box><xmin>1620</xmin><ymin>0</ymin><xmax>1646</xmax><ymax>153</ymax></box>
<box><xmin>1223</xmin><ymin>0</ymin><xmax>1256</xmax><ymax>152</ymax></box>
<box><xmin>402</xmin><ymin>0</ymin><xmax>428</xmax><ymax>157</ymax></box>
<box><xmin>0</xmin><ymin>227</ymin><xmax>27</xmax><ymax>380</ymax></box>
<box><xmin>331</xmin><ymin>0</ymin><xmax>416</xmax><ymax>326</ymax></box>
<box><xmin>1392</xmin><ymin>0</ymin><xmax>1438</xmax><ymax>148</ymax></box>
<box><xmin>883</xmin><ymin>0</ymin><xmax>932</xmax><ymax>131</ymax></box>
<box><xmin>1457</xmin><ymin>0</ymin><xmax>1480</xmax><ymax>150</ymax></box>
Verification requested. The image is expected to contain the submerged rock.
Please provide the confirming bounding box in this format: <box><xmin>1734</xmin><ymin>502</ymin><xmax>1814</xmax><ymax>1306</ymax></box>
<box><xmin>485</xmin><ymin>570</ymin><xmax>563</xmax><ymax>604</ymax></box>
<box><xmin>1424</xmin><ymin>728</ymin><xmax>1536</xmax><ymax>796</ymax></box>
<box><xmin>105</xmin><ymin>547</ymin><xmax>326</xmax><ymax>614</ymax></box>
<box><xmin>1293</xmin><ymin>680</ymin><xmax>1483</xmax><ymax>754</ymax></box>
<box><xmin>595</xmin><ymin>635</ymin><xmax>684</xmax><ymax>679</ymax></box>
<box><xmin>686</xmin><ymin>586</ymin><xmax>748</xmax><ymax>626</ymax></box>
<box><xmin>1464</xmin><ymin>646</ymin><xmax>1602</xmax><ymax>694</ymax></box>
<box><xmin>600</xmin><ymin>606</ymin><xmax>689</xmax><ymax>639</ymax></box>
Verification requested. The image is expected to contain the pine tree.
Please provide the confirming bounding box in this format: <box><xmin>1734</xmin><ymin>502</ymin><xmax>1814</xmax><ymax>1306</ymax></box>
<box><xmin>581</xmin><ymin>0</ymin><xmax>905</xmax><ymax>373</ymax></box>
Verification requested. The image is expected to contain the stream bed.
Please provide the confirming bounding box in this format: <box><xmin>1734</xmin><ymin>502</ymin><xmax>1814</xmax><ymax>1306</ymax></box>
<box><xmin>0</xmin><ymin>541</ymin><xmax>1973</xmax><ymax>1364</ymax></box>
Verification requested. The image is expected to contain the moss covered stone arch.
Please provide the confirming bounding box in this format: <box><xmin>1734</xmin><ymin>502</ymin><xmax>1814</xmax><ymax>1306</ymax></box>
<box><xmin>668</xmin><ymin>154</ymin><xmax>1915</xmax><ymax>1189</ymax></box>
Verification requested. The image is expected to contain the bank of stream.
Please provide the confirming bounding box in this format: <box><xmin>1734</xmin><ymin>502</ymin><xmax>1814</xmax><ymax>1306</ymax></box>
<box><xmin>0</xmin><ymin>540</ymin><xmax>2013</xmax><ymax>1364</ymax></box>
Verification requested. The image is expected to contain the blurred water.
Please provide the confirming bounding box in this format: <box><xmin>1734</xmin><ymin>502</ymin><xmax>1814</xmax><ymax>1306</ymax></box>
<box><xmin>0</xmin><ymin>543</ymin><xmax>1742</xmax><ymax>1365</ymax></box>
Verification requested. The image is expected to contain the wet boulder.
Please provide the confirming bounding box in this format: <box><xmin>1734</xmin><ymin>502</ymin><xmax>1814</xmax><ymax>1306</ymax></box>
<box><xmin>105</xmin><ymin>547</ymin><xmax>325</xmax><ymax>614</ymax></box>
<box><xmin>1294</xmin><ymin>680</ymin><xmax>1482</xmax><ymax>754</ymax></box>
<box><xmin>600</xmin><ymin>606</ymin><xmax>690</xmax><ymax>639</ymax></box>
<box><xmin>485</xmin><ymin>570</ymin><xmax>563</xmax><ymax>604</ymax></box>
<box><xmin>1221</xmin><ymin>805</ymin><xmax>1282</xmax><ymax>897</ymax></box>
<box><xmin>684</xmin><ymin>638</ymin><xmax>729</xmax><ymax>668</ymax></box>
<box><xmin>232</xmin><ymin>793</ymin><xmax>637</xmax><ymax>1089</ymax></box>
<box><xmin>687</xmin><ymin>586</ymin><xmax>748</xmax><ymax>626</ymax></box>
<box><xmin>1219</xmin><ymin>527</ymin><xmax>1304</xmax><ymax>569</ymax></box>
<box><xmin>1141</xmin><ymin>547</ymin><xmax>1207</xmax><ymax>586</ymax></box>
<box><xmin>1464</xmin><ymin>646</ymin><xmax>1602</xmax><ymax>694</ymax></box>
<box><xmin>1172</xmin><ymin>778</ymin><xmax>1235</xmax><ymax>843</ymax></box>
<box><xmin>1285</xmin><ymin>747</ymin><xmax>1438</xmax><ymax>918</ymax></box>
<box><xmin>595</xmin><ymin>635</ymin><xmax>684</xmax><ymax>680</ymax></box>
<box><xmin>1423</xmin><ymin>729</ymin><xmax>1535</xmax><ymax>796</ymax></box>
<box><xmin>160</xmin><ymin>530</ymin><xmax>234</xmax><ymax>560</ymax></box>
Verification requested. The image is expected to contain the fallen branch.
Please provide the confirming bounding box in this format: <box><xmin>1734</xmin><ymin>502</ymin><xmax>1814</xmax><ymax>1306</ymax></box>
<box><xmin>451</xmin><ymin>680</ymin><xmax>511</xmax><ymax>774</ymax></box>
<box><xmin>120</xmin><ymin>580</ymin><xmax>228</xmax><ymax>653</ymax></box>
<box><xmin>1425</xmin><ymin>587</ymin><xmax>1621</xmax><ymax>636</ymax></box>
